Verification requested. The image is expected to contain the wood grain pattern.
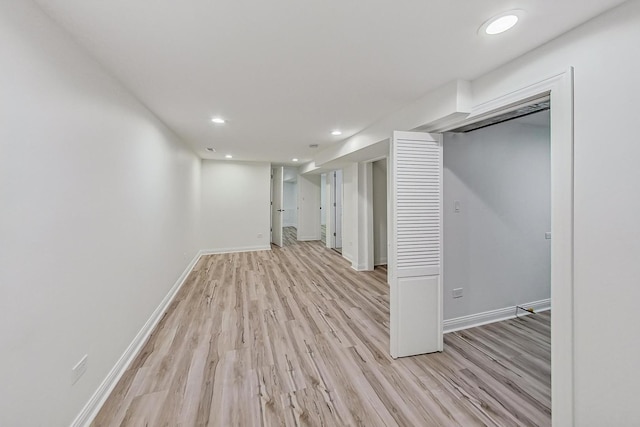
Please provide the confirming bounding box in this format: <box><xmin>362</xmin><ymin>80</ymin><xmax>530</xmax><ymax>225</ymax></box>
<box><xmin>92</xmin><ymin>238</ymin><xmax>550</xmax><ymax>426</ymax></box>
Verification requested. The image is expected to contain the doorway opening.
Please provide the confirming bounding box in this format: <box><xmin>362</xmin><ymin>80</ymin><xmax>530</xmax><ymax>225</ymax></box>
<box><xmin>283</xmin><ymin>168</ymin><xmax>298</xmax><ymax>246</ymax></box>
<box><xmin>442</xmin><ymin>109</ymin><xmax>551</xmax><ymax>326</ymax></box>
<box><xmin>386</xmin><ymin>69</ymin><xmax>573</xmax><ymax>426</ymax></box>
<box><xmin>372</xmin><ymin>159</ymin><xmax>388</xmax><ymax>269</ymax></box>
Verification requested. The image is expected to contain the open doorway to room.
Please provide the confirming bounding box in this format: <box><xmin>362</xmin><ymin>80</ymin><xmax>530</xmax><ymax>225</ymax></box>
<box><xmin>442</xmin><ymin>108</ymin><xmax>551</xmax><ymax>329</ymax></box>
<box><xmin>438</xmin><ymin>107</ymin><xmax>552</xmax><ymax>424</ymax></box>
<box><xmin>282</xmin><ymin>167</ymin><xmax>298</xmax><ymax>246</ymax></box>
<box><xmin>372</xmin><ymin>159</ymin><xmax>388</xmax><ymax>269</ymax></box>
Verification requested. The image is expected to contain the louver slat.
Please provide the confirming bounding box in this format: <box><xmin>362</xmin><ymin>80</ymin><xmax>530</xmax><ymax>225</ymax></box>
<box><xmin>394</xmin><ymin>138</ymin><xmax>441</xmax><ymax>277</ymax></box>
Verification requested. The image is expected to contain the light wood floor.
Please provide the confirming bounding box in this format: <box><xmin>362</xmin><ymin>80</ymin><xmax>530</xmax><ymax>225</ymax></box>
<box><xmin>93</xmin><ymin>239</ymin><xmax>551</xmax><ymax>426</ymax></box>
<box><xmin>283</xmin><ymin>226</ymin><xmax>297</xmax><ymax>247</ymax></box>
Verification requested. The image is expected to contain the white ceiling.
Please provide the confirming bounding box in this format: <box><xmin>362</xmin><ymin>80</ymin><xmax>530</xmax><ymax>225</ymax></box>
<box><xmin>34</xmin><ymin>0</ymin><xmax>626</xmax><ymax>165</ymax></box>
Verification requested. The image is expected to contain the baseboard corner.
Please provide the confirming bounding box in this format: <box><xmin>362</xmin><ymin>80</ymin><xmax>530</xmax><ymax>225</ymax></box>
<box><xmin>70</xmin><ymin>251</ymin><xmax>202</xmax><ymax>427</ymax></box>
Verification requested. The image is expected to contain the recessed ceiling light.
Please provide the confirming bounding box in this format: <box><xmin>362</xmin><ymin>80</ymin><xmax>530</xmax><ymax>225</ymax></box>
<box><xmin>480</xmin><ymin>10</ymin><xmax>523</xmax><ymax>35</ymax></box>
<box><xmin>331</xmin><ymin>130</ymin><xmax>342</xmax><ymax>136</ymax></box>
<box><xmin>225</xmin><ymin>154</ymin><xmax>233</xmax><ymax>159</ymax></box>
<box><xmin>309</xmin><ymin>144</ymin><xmax>319</xmax><ymax>148</ymax></box>
<box><xmin>211</xmin><ymin>117</ymin><xmax>225</xmax><ymax>124</ymax></box>
<box><xmin>206</xmin><ymin>147</ymin><xmax>216</xmax><ymax>152</ymax></box>
<box><xmin>292</xmin><ymin>158</ymin><xmax>299</xmax><ymax>162</ymax></box>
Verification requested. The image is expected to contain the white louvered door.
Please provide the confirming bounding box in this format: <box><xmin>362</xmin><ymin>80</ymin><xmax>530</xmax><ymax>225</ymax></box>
<box><xmin>389</xmin><ymin>131</ymin><xmax>443</xmax><ymax>358</ymax></box>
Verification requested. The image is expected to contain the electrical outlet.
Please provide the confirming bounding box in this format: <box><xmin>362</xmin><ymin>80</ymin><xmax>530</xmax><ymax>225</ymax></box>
<box><xmin>71</xmin><ymin>354</ymin><xmax>88</xmax><ymax>385</ymax></box>
<box><xmin>452</xmin><ymin>288</ymin><xmax>463</xmax><ymax>299</ymax></box>
<box><xmin>257</xmin><ymin>233</ymin><xmax>263</xmax><ymax>238</ymax></box>
<box><xmin>545</xmin><ymin>232</ymin><xmax>552</xmax><ymax>240</ymax></box>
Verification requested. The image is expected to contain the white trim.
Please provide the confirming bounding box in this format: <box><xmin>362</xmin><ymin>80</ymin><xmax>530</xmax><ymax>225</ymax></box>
<box><xmin>443</xmin><ymin>299</ymin><xmax>551</xmax><ymax>333</ymax></box>
<box><xmin>469</xmin><ymin>72</ymin><xmax>561</xmax><ymax>118</ymax></box>
<box><xmin>297</xmin><ymin>236</ymin><xmax>320</xmax><ymax>241</ymax></box>
<box><xmin>374</xmin><ymin>257</ymin><xmax>388</xmax><ymax>266</ymax></box>
<box><xmin>549</xmin><ymin>68</ymin><xmax>575</xmax><ymax>427</ymax></box>
<box><xmin>200</xmin><ymin>245</ymin><xmax>272</xmax><ymax>255</ymax></box>
<box><xmin>360</xmin><ymin>162</ymin><xmax>374</xmax><ymax>271</ymax></box>
<box><xmin>70</xmin><ymin>251</ymin><xmax>203</xmax><ymax>427</ymax></box>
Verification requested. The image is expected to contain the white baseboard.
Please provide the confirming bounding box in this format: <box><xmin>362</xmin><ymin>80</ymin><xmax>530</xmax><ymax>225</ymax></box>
<box><xmin>443</xmin><ymin>298</ymin><xmax>551</xmax><ymax>334</ymax></box>
<box><xmin>200</xmin><ymin>245</ymin><xmax>271</xmax><ymax>255</ymax></box>
<box><xmin>72</xmin><ymin>245</ymin><xmax>277</xmax><ymax>425</ymax></box>
<box><xmin>297</xmin><ymin>236</ymin><xmax>320</xmax><ymax>241</ymax></box>
<box><xmin>71</xmin><ymin>251</ymin><xmax>203</xmax><ymax>427</ymax></box>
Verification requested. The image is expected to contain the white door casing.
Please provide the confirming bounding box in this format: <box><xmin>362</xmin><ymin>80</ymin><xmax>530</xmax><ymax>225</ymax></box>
<box><xmin>389</xmin><ymin>131</ymin><xmax>443</xmax><ymax>358</ymax></box>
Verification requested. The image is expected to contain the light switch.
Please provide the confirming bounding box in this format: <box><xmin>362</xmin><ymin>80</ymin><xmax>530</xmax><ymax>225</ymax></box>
<box><xmin>545</xmin><ymin>232</ymin><xmax>552</xmax><ymax>240</ymax></box>
<box><xmin>454</xmin><ymin>200</ymin><xmax>461</xmax><ymax>213</ymax></box>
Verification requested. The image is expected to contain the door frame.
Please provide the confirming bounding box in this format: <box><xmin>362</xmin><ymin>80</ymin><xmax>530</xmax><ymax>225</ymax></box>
<box><xmin>431</xmin><ymin>68</ymin><xmax>575</xmax><ymax>427</ymax></box>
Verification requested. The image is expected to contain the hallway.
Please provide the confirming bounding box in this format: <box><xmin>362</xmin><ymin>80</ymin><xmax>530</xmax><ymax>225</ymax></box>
<box><xmin>93</xmin><ymin>239</ymin><xmax>550</xmax><ymax>426</ymax></box>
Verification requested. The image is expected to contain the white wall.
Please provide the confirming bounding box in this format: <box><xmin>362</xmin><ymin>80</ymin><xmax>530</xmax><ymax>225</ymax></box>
<box><xmin>200</xmin><ymin>161</ymin><xmax>271</xmax><ymax>252</ymax></box>
<box><xmin>372</xmin><ymin>160</ymin><xmax>388</xmax><ymax>266</ymax></box>
<box><xmin>297</xmin><ymin>174</ymin><xmax>321</xmax><ymax>240</ymax></box>
<box><xmin>443</xmin><ymin>113</ymin><xmax>551</xmax><ymax>320</ymax></box>
<box><xmin>0</xmin><ymin>2</ymin><xmax>201</xmax><ymax>426</ymax></box>
<box><xmin>469</xmin><ymin>3</ymin><xmax>640</xmax><ymax>424</ymax></box>
<box><xmin>283</xmin><ymin>181</ymin><xmax>298</xmax><ymax>227</ymax></box>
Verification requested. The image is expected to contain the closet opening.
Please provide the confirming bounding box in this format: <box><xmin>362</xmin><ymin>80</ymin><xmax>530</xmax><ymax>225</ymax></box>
<box><xmin>442</xmin><ymin>107</ymin><xmax>551</xmax><ymax>329</ymax></box>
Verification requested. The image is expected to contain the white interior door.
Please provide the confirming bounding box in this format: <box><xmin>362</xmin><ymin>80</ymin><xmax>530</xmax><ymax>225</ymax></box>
<box><xmin>389</xmin><ymin>131</ymin><xmax>443</xmax><ymax>358</ymax></box>
<box><xmin>333</xmin><ymin>170</ymin><xmax>343</xmax><ymax>249</ymax></box>
<box><xmin>271</xmin><ymin>166</ymin><xmax>284</xmax><ymax>247</ymax></box>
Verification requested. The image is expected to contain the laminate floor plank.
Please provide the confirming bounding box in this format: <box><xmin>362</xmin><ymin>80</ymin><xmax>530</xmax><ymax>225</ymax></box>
<box><xmin>92</xmin><ymin>239</ymin><xmax>551</xmax><ymax>427</ymax></box>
